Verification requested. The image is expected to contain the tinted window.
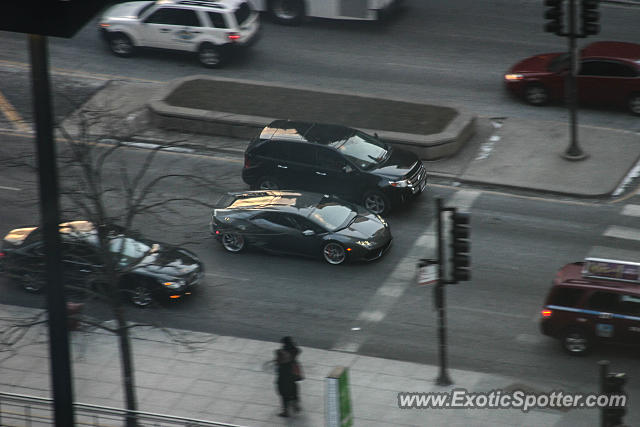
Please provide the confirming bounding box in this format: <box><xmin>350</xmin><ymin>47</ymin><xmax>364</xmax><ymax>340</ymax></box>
<box><xmin>290</xmin><ymin>215</ymin><xmax>324</xmax><ymax>233</ymax></box>
<box><xmin>580</xmin><ymin>60</ymin><xmax>637</xmax><ymax>77</ymax></box>
<box><xmin>329</xmin><ymin>131</ymin><xmax>389</xmax><ymax>171</ymax></box>
<box><xmin>146</xmin><ymin>8</ymin><xmax>201</xmax><ymax>26</ymax></box>
<box><xmin>620</xmin><ymin>295</ymin><xmax>640</xmax><ymax>316</ymax></box>
<box><xmin>317</xmin><ymin>148</ymin><xmax>347</xmax><ymax>170</ymax></box>
<box><xmin>234</xmin><ymin>2</ymin><xmax>251</xmax><ymax>24</ymax></box>
<box><xmin>287</xmin><ymin>143</ymin><xmax>315</xmax><ymax>165</ymax></box>
<box><xmin>549</xmin><ymin>287</ymin><xmax>584</xmax><ymax>308</ymax></box>
<box><xmin>207</xmin><ymin>12</ymin><xmax>228</xmax><ymax>28</ymax></box>
<box><xmin>586</xmin><ymin>291</ymin><xmax>621</xmax><ymax>312</ymax></box>
<box><xmin>254</xmin><ymin>212</ymin><xmax>297</xmax><ymax>229</ymax></box>
<box><xmin>309</xmin><ymin>202</ymin><xmax>357</xmax><ymax>232</ymax></box>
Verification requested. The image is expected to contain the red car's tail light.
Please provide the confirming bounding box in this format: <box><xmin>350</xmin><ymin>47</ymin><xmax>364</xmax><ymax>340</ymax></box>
<box><xmin>227</xmin><ymin>32</ymin><xmax>240</xmax><ymax>41</ymax></box>
<box><xmin>0</xmin><ymin>251</ymin><xmax>5</xmax><ymax>258</ymax></box>
<box><xmin>541</xmin><ymin>309</ymin><xmax>552</xmax><ymax>318</ymax></box>
<box><xmin>504</xmin><ymin>74</ymin><xmax>524</xmax><ymax>81</ymax></box>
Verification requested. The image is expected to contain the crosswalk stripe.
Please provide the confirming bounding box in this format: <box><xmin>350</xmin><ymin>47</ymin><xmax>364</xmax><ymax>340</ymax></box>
<box><xmin>603</xmin><ymin>225</ymin><xmax>640</xmax><ymax>242</ymax></box>
<box><xmin>621</xmin><ymin>204</ymin><xmax>640</xmax><ymax>217</ymax></box>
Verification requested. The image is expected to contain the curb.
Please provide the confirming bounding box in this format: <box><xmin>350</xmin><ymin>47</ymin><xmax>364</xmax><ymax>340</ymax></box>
<box><xmin>147</xmin><ymin>75</ymin><xmax>477</xmax><ymax>160</ymax></box>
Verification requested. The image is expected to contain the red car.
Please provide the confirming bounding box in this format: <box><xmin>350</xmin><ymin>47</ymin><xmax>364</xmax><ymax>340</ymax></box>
<box><xmin>504</xmin><ymin>41</ymin><xmax>640</xmax><ymax>115</ymax></box>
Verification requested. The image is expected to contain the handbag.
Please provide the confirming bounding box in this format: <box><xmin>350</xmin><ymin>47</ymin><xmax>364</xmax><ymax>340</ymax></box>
<box><xmin>292</xmin><ymin>360</ymin><xmax>304</xmax><ymax>381</ymax></box>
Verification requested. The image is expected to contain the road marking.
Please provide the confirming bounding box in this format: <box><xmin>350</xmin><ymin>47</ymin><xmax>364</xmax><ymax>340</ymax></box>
<box><xmin>621</xmin><ymin>204</ymin><xmax>640</xmax><ymax>217</ymax></box>
<box><xmin>0</xmin><ymin>185</ymin><xmax>21</xmax><ymax>191</ymax></box>
<box><xmin>331</xmin><ymin>190</ymin><xmax>481</xmax><ymax>353</ymax></box>
<box><xmin>603</xmin><ymin>225</ymin><xmax>640</xmax><ymax>241</ymax></box>
<box><xmin>0</xmin><ymin>90</ymin><xmax>30</xmax><ymax>133</ymax></box>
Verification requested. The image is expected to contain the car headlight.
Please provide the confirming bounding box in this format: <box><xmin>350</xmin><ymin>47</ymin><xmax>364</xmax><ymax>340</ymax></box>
<box><xmin>389</xmin><ymin>179</ymin><xmax>408</xmax><ymax>188</ymax></box>
<box><xmin>163</xmin><ymin>279</ymin><xmax>186</xmax><ymax>290</ymax></box>
<box><xmin>355</xmin><ymin>240</ymin><xmax>375</xmax><ymax>249</ymax></box>
<box><xmin>504</xmin><ymin>74</ymin><xmax>524</xmax><ymax>81</ymax></box>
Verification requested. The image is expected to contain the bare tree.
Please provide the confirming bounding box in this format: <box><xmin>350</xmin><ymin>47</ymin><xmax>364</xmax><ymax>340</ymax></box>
<box><xmin>2</xmin><ymin>84</ymin><xmax>218</xmax><ymax>426</ymax></box>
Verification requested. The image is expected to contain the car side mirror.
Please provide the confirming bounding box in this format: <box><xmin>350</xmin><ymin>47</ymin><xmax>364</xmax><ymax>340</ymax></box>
<box><xmin>302</xmin><ymin>229</ymin><xmax>315</xmax><ymax>236</ymax></box>
<box><xmin>342</xmin><ymin>164</ymin><xmax>353</xmax><ymax>173</ymax></box>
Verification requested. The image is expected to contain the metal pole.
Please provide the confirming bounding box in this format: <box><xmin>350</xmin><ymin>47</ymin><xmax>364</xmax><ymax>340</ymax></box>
<box><xmin>563</xmin><ymin>0</ymin><xmax>588</xmax><ymax>160</ymax></box>
<box><xmin>28</xmin><ymin>34</ymin><xmax>75</xmax><ymax>427</ymax></box>
<box><xmin>599</xmin><ymin>360</ymin><xmax>609</xmax><ymax>427</ymax></box>
<box><xmin>435</xmin><ymin>198</ymin><xmax>452</xmax><ymax>386</ymax></box>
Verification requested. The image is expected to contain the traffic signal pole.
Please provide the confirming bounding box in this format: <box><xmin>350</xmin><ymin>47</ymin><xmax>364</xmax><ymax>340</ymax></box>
<box><xmin>563</xmin><ymin>0</ymin><xmax>588</xmax><ymax>160</ymax></box>
<box><xmin>435</xmin><ymin>197</ymin><xmax>452</xmax><ymax>386</ymax></box>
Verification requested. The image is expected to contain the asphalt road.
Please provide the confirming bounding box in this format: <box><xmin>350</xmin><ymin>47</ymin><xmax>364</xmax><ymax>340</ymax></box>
<box><xmin>0</xmin><ymin>0</ymin><xmax>639</xmax><ymax>132</ymax></box>
<box><xmin>1</xmin><ymin>130</ymin><xmax>639</xmax><ymax>404</ymax></box>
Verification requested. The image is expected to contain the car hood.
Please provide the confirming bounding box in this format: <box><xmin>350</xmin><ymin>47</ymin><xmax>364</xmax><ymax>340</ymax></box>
<box><xmin>508</xmin><ymin>53</ymin><xmax>562</xmax><ymax>74</ymax></box>
<box><xmin>102</xmin><ymin>1</ymin><xmax>150</xmax><ymax>20</ymax></box>
<box><xmin>132</xmin><ymin>246</ymin><xmax>201</xmax><ymax>278</ymax></box>
<box><xmin>369</xmin><ymin>147</ymin><xmax>419</xmax><ymax>180</ymax></box>
<box><xmin>337</xmin><ymin>214</ymin><xmax>390</xmax><ymax>242</ymax></box>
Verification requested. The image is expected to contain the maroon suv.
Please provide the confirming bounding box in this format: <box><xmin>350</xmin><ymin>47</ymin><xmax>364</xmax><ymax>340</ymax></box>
<box><xmin>540</xmin><ymin>258</ymin><xmax>640</xmax><ymax>355</ymax></box>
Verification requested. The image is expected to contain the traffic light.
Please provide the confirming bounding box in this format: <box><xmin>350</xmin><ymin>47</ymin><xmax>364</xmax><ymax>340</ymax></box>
<box><xmin>544</xmin><ymin>0</ymin><xmax>565</xmax><ymax>35</ymax></box>
<box><xmin>449</xmin><ymin>210</ymin><xmax>470</xmax><ymax>283</ymax></box>
<box><xmin>603</xmin><ymin>372</ymin><xmax>627</xmax><ymax>426</ymax></box>
<box><xmin>581</xmin><ymin>0</ymin><xmax>600</xmax><ymax>36</ymax></box>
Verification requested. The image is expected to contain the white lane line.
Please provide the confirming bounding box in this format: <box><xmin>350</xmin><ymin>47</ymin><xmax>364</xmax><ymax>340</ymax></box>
<box><xmin>0</xmin><ymin>90</ymin><xmax>30</xmax><ymax>134</ymax></box>
<box><xmin>603</xmin><ymin>225</ymin><xmax>640</xmax><ymax>241</ymax></box>
<box><xmin>0</xmin><ymin>185</ymin><xmax>21</xmax><ymax>191</ymax></box>
<box><xmin>331</xmin><ymin>190</ymin><xmax>481</xmax><ymax>353</ymax></box>
<box><xmin>621</xmin><ymin>204</ymin><xmax>640</xmax><ymax>217</ymax></box>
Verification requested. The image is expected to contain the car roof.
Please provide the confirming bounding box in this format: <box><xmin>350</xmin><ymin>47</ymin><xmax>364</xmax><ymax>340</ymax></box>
<box><xmin>214</xmin><ymin>190</ymin><xmax>329</xmax><ymax>215</ymax></box>
<box><xmin>554</xmin><ymin>262</ymin><xmax>640</xmax><ymax>297</ymax></box>
<box><xmin>155</xmin><ymin>0</ymin><xmax>244</xmax><ymax>11</ymax></box>
<box><xmin>581</xmin><ymin>41</ymin><xmax>640</xmax><ymax>62</ymax></box>
<box><xmin>259</xmin><ymin>120</ymin><xmax>359</xmax><ymax>146</ymax></box>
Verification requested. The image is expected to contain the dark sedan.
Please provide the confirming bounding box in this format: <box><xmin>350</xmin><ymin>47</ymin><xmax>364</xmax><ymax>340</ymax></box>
<box><xmin>0</xmin><ymin>221</ymin><xmax>203</xmax><ymax>307</ymax></box>
<box><xmin>504</xmin><ymin>41</ymin><xmax>640</xmax><ymax>115</ymax></box>
<box><xmin>210</xmin><ymin>191</ymin><xmax>392</xmax><ymax>265</ymax></box>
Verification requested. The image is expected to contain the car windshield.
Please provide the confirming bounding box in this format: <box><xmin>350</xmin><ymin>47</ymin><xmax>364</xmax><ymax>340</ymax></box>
<box><xmin>329</xmin><ymin>131</ymin><xmax>389</xmax><ymax>171</ymax></box>
<box><xmin>548</xmin><ymin>53</ymin><xmax>570</xmax><ymax>73</ymax></box>
<box><xmin>308</xmin><ymin>202</ymin><xmax>357</xmax><ymax>232</ymax></box>
<box><xmin>109</xmin><ymin>236</ymin><xmax>156</xmax><ymax>265</ymax></box>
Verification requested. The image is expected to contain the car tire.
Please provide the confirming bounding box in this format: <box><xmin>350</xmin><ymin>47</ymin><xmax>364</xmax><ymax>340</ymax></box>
<box><xmin>21</xmin><ymin>272</ymin><xmax>45</xmax><ymax>293</ymax></box>
<box><xmin>524</xmin><ymin>84</ymin><xmax>549</xmax><ymax>106</ymax></box>
<box><xmin>323</xmin><ymin>242</ymin><xmax>347</xmax><ymax>265</ymax></box>
<box><xmin>629</xmin><ymin>93</ymin><xmax>640</xmax><ymax>116</ymax></box>
<box><xmin>363</xmin><ymin>191</ymin><xmax>390</xmax><ymax>216</ymax></box>
<box><xmin>198</xmin><ymin>43</ymin><xmax>226</xmax><ymax>68</ymax></box>
<box><xmin>128</xmin><ymin>281</ymin><xmax>154</xmax><ymax>308</ymax></box>
<box><xmin>221</xmin><ymin>232</ymin><xmax>245</xmax><ymax>253</ymax></box>
<box><xmin>255</xmin><ymin>176</ymin><xmax>281</xmax><ymax>190</ymax></box>
<box><xmin>108</xmin><ymin>33</ymin><xmax>135</xmax><ymax>57</ymax></box>
<box><xmin>268</xmin><ymin>0</ymin><xmax>305</xmax><ymax>26</ymax></box>
<box><xmin>562</xmin><ymin>327</ymin><xmax>591</xmax><ymax>356</ymax></box>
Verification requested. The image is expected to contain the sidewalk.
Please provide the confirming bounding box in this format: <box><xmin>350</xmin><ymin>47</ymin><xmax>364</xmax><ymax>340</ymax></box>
<box><xmin>0</xmin><ymin>303</ymin><xmax>601</xmax><ymax>427</ymax></box>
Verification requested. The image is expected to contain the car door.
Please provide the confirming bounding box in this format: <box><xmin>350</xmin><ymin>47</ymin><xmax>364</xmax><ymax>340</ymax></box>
<box><xmin>274</xmin><ymin>141</ymin><xmax>317</xmax><ymax>191</ymax></box>
<box><xmin>578</xmin><ymin>60</ymin><xmax>637</xmax><ymax>107</ymax></box>
<box><xmin>62</xmin><ymin>241</ymin><xmax>101</xmax><ymax>287</ymax></box>
<box><xmin>617</xmin><ymin>294</ymin><xmax>640</xmax><ymax>346</ymax></box>
<box><xmin>141</xmin><ymin>7</ymin><xmax>202</xmax><ymax>51</ymax></box>
<box><xmin>250</xmin><ymin>212</ymin><xmax>307</xmax><ymax>255</ymax></box>
<box><xmin>582</xmin><ymin>290</ymin><xmax>627</xmax><ymax>344</ymax></box>
<box><xmin>311</xmin><ymin>147</ymin><xmax>353</xmax><ymax>197</ymax></box>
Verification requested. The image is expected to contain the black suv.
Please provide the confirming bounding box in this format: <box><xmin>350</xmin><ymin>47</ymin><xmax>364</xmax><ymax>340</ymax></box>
<box><xmin>241</xmin><ymin>120</ymin><xmax>428</xmax><ymax>215</ymax></box>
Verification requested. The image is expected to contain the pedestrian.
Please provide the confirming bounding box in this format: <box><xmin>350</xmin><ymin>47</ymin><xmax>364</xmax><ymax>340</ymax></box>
<box><xmin>275</xmin><ymin>336</ymin><xmax>301</xmax><ymax>417</ymax></box>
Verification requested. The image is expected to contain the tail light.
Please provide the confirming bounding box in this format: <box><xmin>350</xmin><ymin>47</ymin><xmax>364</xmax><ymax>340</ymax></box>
<box><xmin>541</xmin><ymin>309</ymin><xmax>552</xmax><ymax>318</ymax></box>
<box><xmin>243</xmin><ymin>155</ymin><xmax>251</xmax><ymax>169</ymax></box>
<box><xmin>0</xmin><ymin>251</ymin><xmax>5</xmax><ymax>258</ymax></box>
<box><xmin>227</xmin><ymin>32</ymin><xmax>240</xmax><ymax>41</ymax></box>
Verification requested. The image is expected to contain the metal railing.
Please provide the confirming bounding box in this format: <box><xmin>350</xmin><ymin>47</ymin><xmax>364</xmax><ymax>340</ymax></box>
<box><xmin>0</xmin><ymin>392</ymin><xmax>249</xmax><ymax>427</ymax></box>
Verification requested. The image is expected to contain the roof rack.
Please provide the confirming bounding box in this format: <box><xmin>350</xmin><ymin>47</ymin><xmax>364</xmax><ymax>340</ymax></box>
<box><xmin>177</xmin><ymin>0</ymin><xmax>225</xmax><ymax>9</ymax></box>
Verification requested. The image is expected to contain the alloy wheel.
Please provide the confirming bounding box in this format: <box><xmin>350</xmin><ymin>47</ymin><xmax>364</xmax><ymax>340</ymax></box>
<box><xmin>323</xmin><ymin>242</ymin><xmax>346</xmax><ymax>265</ymax></box>
<box><xmin>130</xmin><ymin>285</ymin><xmax>153</xmax><ymax>308</ymax></box>
<box><xmin>364</xmin><ymin>193</ymin><xmax>386</xmax><ymax>215</ymax></box>
<box><xmin>22</xmin><ymin>272</ymin><xmax>45</xmax><ymax>293</ymax></box>
<box><xmin>110</xmin><ymin>35</ymin><xmax>133</xmax><ymax>56</ymax></box>
<box><xmin>630</xmin><ymin>95</ymin><xmax>640</xmax><ymax>115</ymax></box>
<box><xmin>525</xmin><ymin>85</ymin><xmax>548</xmax><ymax>106</ymax></box>
<box><xmin>563</xmin><ymin>330</ymin><xmax>588</xmax><ymax>355</ymax></box>
<box><xmin>222</xmin><ymin>233</ymin><xmax>245</xmax><ymax>252</ymax></box>
<box><xmin>199</xmin><ymin>46</ymin><xmax>221</xmax><ymax>67</ymax></box>
<box><xmin>258</xmin><ymin>179</ymin><xmax>279</xmax><ymax>190</ymax></box>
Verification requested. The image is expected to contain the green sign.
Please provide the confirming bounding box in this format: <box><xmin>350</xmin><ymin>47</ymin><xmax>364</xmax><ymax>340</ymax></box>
<box><xmin>326</xmin><ymin>366</ymin><xmax>353</xmax><ymax>427</ymax></box>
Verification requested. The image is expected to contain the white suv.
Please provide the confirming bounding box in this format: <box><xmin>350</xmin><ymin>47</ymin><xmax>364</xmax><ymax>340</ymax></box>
<box><xmin>98</xmin><ymin>0</ymin><xmax>260</xmax><ymax>68</ymax></box>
